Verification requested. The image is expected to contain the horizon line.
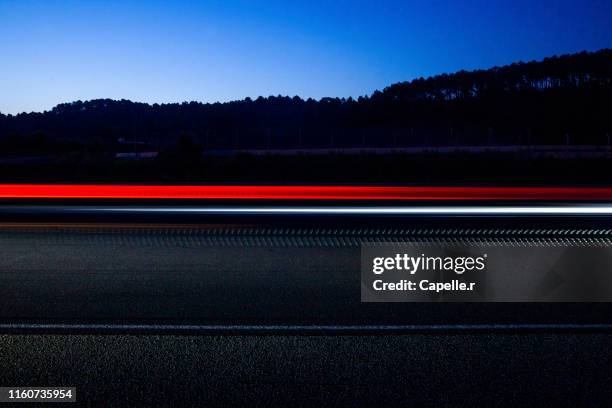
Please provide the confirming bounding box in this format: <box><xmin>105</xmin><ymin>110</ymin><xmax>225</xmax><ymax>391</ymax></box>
<box><xmin>3</xmin><ymin>47</ymin><xmax>609</xmax><ymax>116</ymax></box>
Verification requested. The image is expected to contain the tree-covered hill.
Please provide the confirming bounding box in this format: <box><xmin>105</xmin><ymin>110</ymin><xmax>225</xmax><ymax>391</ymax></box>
<box><xmin>1</xmin><ymin>49</ymin><xmax>611</xmax><ymax>152</ymax></box>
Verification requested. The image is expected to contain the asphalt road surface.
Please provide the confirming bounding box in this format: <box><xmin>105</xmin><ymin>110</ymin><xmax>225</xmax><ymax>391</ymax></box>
<box><xmin>0</xmin><ymin>224</ymin><xmax>611</xmax><ymax>329</ymax></box>
<box><xmin>1</xmin><ymin>333</ymin><xmax>611</xmax><ymax>406</ymax></box>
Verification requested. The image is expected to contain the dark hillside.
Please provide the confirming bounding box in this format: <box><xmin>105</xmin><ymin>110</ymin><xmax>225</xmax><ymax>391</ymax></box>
<box><xmin>0</xmin><ymin>49</ymin><xmax>611</xmax><ymax>183</ymax></box>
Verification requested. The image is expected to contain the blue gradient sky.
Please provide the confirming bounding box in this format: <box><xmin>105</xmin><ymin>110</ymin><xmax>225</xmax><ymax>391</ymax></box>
<box><xmin>0</xmin><ymin>0</ymin><xmax>611</xmax><ymax>114</ymax></box>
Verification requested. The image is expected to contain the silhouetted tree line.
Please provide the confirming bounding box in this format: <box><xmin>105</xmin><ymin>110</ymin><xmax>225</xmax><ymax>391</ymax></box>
<box><xmin>0</xmin><ymin>49</ymin><xmax>611</xmax><ymax>154</ymax></box>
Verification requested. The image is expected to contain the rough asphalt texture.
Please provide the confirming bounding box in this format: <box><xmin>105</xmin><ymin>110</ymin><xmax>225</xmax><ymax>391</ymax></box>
<box><xmin>0</xmin><ymin>333</ymin><xmax>611</xmax><ymax>407</ymax></box>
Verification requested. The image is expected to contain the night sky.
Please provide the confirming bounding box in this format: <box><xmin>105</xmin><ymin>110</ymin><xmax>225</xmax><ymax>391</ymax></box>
<box><xmin>1</xmin><ymin>0</ymin><xmax>611</xmax><ymax>114</ymax></box>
